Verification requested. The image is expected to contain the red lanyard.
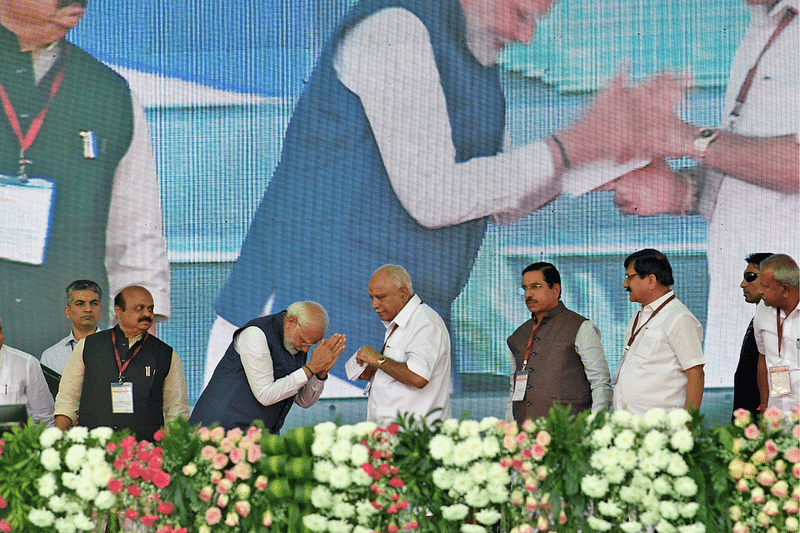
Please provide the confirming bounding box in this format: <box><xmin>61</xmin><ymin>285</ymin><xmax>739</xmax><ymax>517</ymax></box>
<box><xmin>730</xmin><ymin>7</ymin><xmax>797</xmax><ymax>122</ymax></box>
<box><xmin>112</xmin><ymin>328</ymin><xmax>149</xmax><ymax>382</ymax></box>
<box><xmin>626</xmin><ymin>294</ymin><xmax>676</xmax><ymax>351</ymax></box>
<box><xmin>521</xmin><ymin>318</ymin><xmax>541</xmax><ymax>368</ymax></box>
<box><xmin>0</xmin><ymin>47</ymin><xmax>70</xmax><ymax>178</ymax></box>
<box><xmin>381</xmin><ymin>323</ymin><xmax>398</xmax><ymax>354</ymax></box>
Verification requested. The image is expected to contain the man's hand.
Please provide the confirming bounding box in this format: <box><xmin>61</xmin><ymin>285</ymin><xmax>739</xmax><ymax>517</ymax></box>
<box><xmin>356</xmin><ymin>345</ymin><xmax>382</xmax><ymax>367</ymax></box>
<box><xmin>598</xmin><ymin>158</ymin><xmax>687</xmax><ymax>216</ymax></box>
<box><xmin>306</xmin><ymin>334</ymin><xmax>346</xmax><ymax>379</ymax></box>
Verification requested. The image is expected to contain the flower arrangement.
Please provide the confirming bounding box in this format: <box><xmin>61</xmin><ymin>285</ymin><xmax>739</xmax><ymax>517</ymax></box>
<box><xmin>579</xmin><ymin>408</ymin><xmax>707</xmax><ymax>533</ymax></box>
<box><xmin>721</xmin><ymin>407</ymin><xmax>800</xmax><ymax>533</ymax></box>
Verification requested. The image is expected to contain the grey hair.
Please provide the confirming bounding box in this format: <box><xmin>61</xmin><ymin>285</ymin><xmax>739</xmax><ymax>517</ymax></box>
<box><xmin>760</xmin><ymin>254</ymin><xmax>799</xmax><ymax>289</ymax></box>
<box><xmin>374</xmin><ymin>264</ymin><xmax>414</xmax><ymax>295</ymax></box>
<box><xmin>286</xmin><ymin>301</ymin><xmax>329</xmax><ymax>332</ymax></box>
<box><xmin>66</xmin><ymin>279</ymin><xmax>102</xmax><ymax>305</ymax></box>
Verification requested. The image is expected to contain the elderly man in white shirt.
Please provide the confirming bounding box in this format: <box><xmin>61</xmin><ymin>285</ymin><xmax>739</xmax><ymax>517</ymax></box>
<box><xmin>346</xmin><ymin>265</ymin><xmax>452</xmax><ymax>427</ymax></box>
<box><xmin>613</xmin><ymin>249</ymin><xmax>705</xmax><ymax>415</ymax></box>
<box><xmin>0</xmin><ymin>318</ymin><xmax>54</xmax><ymax>427</ymax></box>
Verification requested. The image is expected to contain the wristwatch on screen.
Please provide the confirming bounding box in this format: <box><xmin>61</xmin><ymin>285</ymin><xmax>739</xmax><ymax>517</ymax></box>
<box><xmin>693</xmin><ymin>127</ymin><xmax>719</xmax><ymax>161</ymax></box>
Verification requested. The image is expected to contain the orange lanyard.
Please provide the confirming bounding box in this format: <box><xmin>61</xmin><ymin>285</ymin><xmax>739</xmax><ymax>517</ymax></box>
<box><xmin>625</xmin><ymin>294</ymin><xmax>675</xmax><ymax>351</ymax></box>
<box><xmin>112</xmin><ymin>328</ymin><xmax>149</xmax><ymax>382</ymax></box>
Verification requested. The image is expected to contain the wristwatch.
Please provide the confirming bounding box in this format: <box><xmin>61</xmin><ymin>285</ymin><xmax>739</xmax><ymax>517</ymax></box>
<box><xmin>693</xmin><ymin>127</ymin><xmax>719</xmax><ymax>161</ymax></box>
<box><xmin>377</xmin><ymin>355</ymin><xmax>386</xmax><ymax>367</ymax></box>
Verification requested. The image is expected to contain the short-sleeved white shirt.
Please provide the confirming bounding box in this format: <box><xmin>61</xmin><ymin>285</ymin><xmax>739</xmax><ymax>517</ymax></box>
<box><xmin>754</xmin><ymin>299</ymin><xmax>800</xmax><ymax>414</ymax></box>
<box><xmin>367</xmin><ymin>294</ymin><xmax>451</xmax><ymax>426</ymax></box>
<box><xmin>613</xmin><ymin>292</ymin><xmax>705</xmax><ymax>414</ymax></box>
<box><xmin>0</xmin><ymin>344</ymin><xmax>55</xmax><ymax>426</ymax></box>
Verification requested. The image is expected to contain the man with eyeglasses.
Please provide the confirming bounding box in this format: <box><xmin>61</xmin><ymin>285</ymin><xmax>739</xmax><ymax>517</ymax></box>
<box><xmin>613</xmin><ymin>249</ymin><xmax>705</xmax><ymax>415</ymax></box>
<box><xmin>190</xmin><ymin>302</ymin><xmax>346</xmax><ymax>433</ymax></box>
<box><xmin>506</xmin><ymin>262</ymin><xmax>612</xmax><ymax>424</ymax></box>
<box><xmin>732</xmin><ymin>252</ymin><xmax>773</xmax><ymax>418</ymax></box>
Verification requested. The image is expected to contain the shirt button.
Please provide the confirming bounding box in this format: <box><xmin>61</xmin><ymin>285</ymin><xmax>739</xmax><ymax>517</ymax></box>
<box><xmin>16</xmin><ymin>68</ymin><xmax>27</xmax><ymax>74</ymax></box>
<box><xmin>525</xmin><ymin>402</ymin><xmax>531</xmax><ymax>406</ymax></box>
<box><xmin>526</xmin><ymin>385</ymin><xmax>531</xmax><ymax>389</ymax></box>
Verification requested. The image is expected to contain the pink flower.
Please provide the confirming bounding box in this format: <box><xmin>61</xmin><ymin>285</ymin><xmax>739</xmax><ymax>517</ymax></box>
<box><xmin>125</xmin><ymin>509</ymin><xmax>139</xmax><ymax>520</ymax></box>
<box><xmin>209</xmin><ymin>426</ymin><xmax>225</xmax><ymax>443</ymax></box>
<box><xmin>198</xmin><ymin>486</ymin><xmax>214</xmax><ymax>502</ymax></box>
<box><xmin>525</xmin><ymin>479</ymin><xmax>539</xmax><ymax>492</ymax></box>
<box><xmin>254</xmin><ymin>475</ymin><xmax>268</xmax><ymax>490</ymax></box>
<box><xmin>217</xmin><ymin>493</ymin><xmax>229</xmax><ymax>508</ymax></box>
<box><xmin>141</xmin><ymin>515</ymin><xmax>158</xmax><ymax>526</ymax></box>
<box><xmin>0</xmin><ymin>519</ymin><xmax>10</xmax><ymax>533</ymax></box>
<box><xmin>229</xmin><ymin>447</ymin><xmax>245</xmax><ymax>464</ymax></box>
<box><xmin>404</xmin><ymin>521</ymin><xmax>419</xmax><ymax>529</ymax></box>
<box><xmin>751</xmin><ymin>487</ymin><xmax>766</xmax><ymax>504</ymax></box>
<box><xmin>793</xmin><ymin>424</ymin><xmax>800</xmax><ymax>441</ymax></box>
<box><xmin>499</xmin><ymin>456</ymin><xmax>513</xmax><ymax>469</ymax></box>
<box><xmin>205</xmin><ymin>507</ymin><xmax>222</xmax><ymax>525</ymax></box>
<box><xmin>246</xmin><ymin>426</ymin><xmax>261</xmax><ymax>438</ymax></box>
<box><xmin>386</xmin><ymin>424</ymin><xmax>399</xmax><ymax>435</ymax></box>
<box><xmin>218</xmin><ymin>478</ymin><xmax>233</xmax><ymax>494</ymax></box>
<box><xmin>153</xmin><ymin>470</ymin><xmax>171</xmax><ymax>489</ymax></box>
<box><xmin>371</xmin><ymin>501</ymin><xmax>384</xmax><ymax>510</ymax></box>
<box><xmin>153</xmin><ymin>430</ymin><xmax>166</xmax><ymax>442</ymax></box>
<box><xmin>157</xmin><ymin>502</ymin><xmax>175</xmax><ymax>515</ymax></box>
<box><xmin>235</xmin><ymin>500</ymin><xmax>251</xmax><ymax>517</ymax></box>
<box><xmin>389</xmin><ymin>477</ymin><xmax>405</xmax><ymax>488</ymax></box>
<box><xmin>0</xmin><ymin>496</ymin><xmax>6</xmax><ymax>509</ymax></box>
<box><xmin>764</xmin><ymin>439</ymin><xmax>779</xmax><ymax>461</ymax></box>
<box><xmin>121</xmin><ymin>435</ymin><xmax>137</xmax><ymax>450</ymax></box>
<box><xmin>521</xmin><ymin>419</ymin><xmax>536</xmax><ymax>432</ymax></box>
<box><xmin>262</xmin><ymin>510</ymin><xmax>273</xmax><ymax>526</ymax></box>
<box><xmin>756</xmin><ymin>470</ymin><xmax>776</xmax><ymax>487</ymax></box>
<box><xmin>516</xmin><ymin>432</ymin><xmax>528</xmax><ymax>444</ymax></box>
<box><xmin>388</xmin><ymin>525</ymin><xmax>399</xmax><ymax>533</ymax></box>
<box><xmin>201</xmin><ymin>445</ymin><xmax>216</xmax><ymax>461</ymax></box>
<box><xmin>744</xmin><ymin>424</ymin><xmax>760</xmax><ymax>440</ymax></box>
<box><xmin>736</xmin><ymin>479</ymin><xmax>748</xmax><ymax>492</ymax></box>
<box><xmin>233</xmin><ymin>462</ymin><xmax>252</xmax><ymax>480</ymax></box>
<box><xmin>127</xmin><ymin>485</ymin><xmax>142</xmax><ymax>497</ymax></box>
<box><xmin>387</xmin><ymin>505</ymin><xmax>398</xmax><ymax>514</ymax></box>
<box><xmin>108</xmin><ymin>478</ymin><xmax>123</xmax><ymax>494</ymax></box>
<box><xmin>220</xmin><ymin>438</ymin><xmax>235</xmax><ymax>454</ymax></box>
<box><xmin>226</xmin><ymin>427</ymin><xmax>244</xmax><ymax>442</ymax></box>
<box><xmin>536</xmin><ymin>431</ymin><xmax>551</xmax><ymax>446</ymax></box>
<box><xmin>771</xmin><ymin>480</ymin><xmax>789</xmax><ymax>498</ymax></box>
<box><xmin>763</xmin><ymin>407</ymin><xmax>783</xmax><ymax>423</ymax></box>
<box><xmin>531</xmin><ymin>444</ymin><xmax>546</xmax><ymax>460</ymax></box>
<box><xmin>106</xmin><ymin>442</ymin><xmax>117</xmax><ymax>453</ymax></box>
<box><xmin>247</xmin><ymin>444</ymin><xmax>263</xmax><ymax>463</ymax></box>
<box><xmin>732</xmin><ymin>408</ymin><xmax>750</xmax><ymax>425</ymax></box>
<box><xmin>397</xmin><ymin>500</ymin><xmax>408</xmax><ymax>510</ymax></box>
<box><xmin>786</xmin><ymin>447</ymin><xmax>800</xmax><ymax>464</ymax></box>
<box><xmin>503</xmin><ymin>435</ymin><xmax>517</xmax><ymax>451</ymax></box>
<box><xmin>212</xmin><ymin>453</ymin><xmax>229</xmax><ymax>470</ymax></box>
<box><xmin>198</xmin><ymin>427</ymin><xmax>210</xmax><ymax>441</ymax></box>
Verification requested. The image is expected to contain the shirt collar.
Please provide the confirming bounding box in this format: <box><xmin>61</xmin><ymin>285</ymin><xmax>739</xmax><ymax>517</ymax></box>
<box><xmin>532</xmin><ymin>301</ymin><xmax>566</xmax><ymax>323</ymax></box>
<box><xmin>384</xmin><ymin>293</ymin><xmax>423</xmax><ymax>330</ymax></box>
<box><xmin>749</xmin><ymin>0</ymin><xmax>799</xmax><ymax>25</ymax></box>
<box><xmin>642</xmin><ymin>290</ymin><xmax>675</xmax><ymax>311</ymax></box>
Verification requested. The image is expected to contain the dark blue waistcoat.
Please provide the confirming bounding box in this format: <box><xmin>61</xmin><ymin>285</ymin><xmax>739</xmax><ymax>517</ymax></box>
<box><xmin>189</xmin><ymin>312</ymin><xmax>306</xmax><ymax>433</ymax></box>
<box><xmin>216</xmin><ymin>0</ymin><xmax>506</xmax><ymax>381</ymax></box>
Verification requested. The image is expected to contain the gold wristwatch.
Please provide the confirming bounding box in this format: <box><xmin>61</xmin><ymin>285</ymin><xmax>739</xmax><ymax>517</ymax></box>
<box><xmin>693</xmin><ymin>127</ymin><xmax>719</xmax><ymax>161</ymax></box>
<box><xmin>377</xmin><ymin>355</ymin><xmax>386</xmax><ymax>367</ymax></box>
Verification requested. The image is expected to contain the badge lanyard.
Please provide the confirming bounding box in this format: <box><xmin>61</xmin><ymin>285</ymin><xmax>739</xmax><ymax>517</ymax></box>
<box><xmin>624</xmin><ymin>294</ymin><xmax>676</xmax><ymax>353</ymax></box>
<box><xmin>112</xmin><ymin>328</ymin><xmax>150</xmax><ymax>383</ymax></box>
<box><xmin>728</xmin><ymin>7</ymin><xmax>797</xmax><ymax>129</ymax></box>
<box><xmin>0</xmin><ymin>48</ymin><xmax>70</xmax><ymax>180</ymax></box>
<box><xmin>363</xmin><ymin>323</ymin><xmax>398</xmax><ymax>397</ymax></box>
<box><xmin>520</xmin><ymin>318</ymin><xmax>540</xmax><ymax>370</ymax></box>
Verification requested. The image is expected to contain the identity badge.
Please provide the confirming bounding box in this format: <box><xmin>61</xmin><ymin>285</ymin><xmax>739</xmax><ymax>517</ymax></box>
<box><xmin>111</xmin><ymin>382</ymin><xmax>135</xmax><ymax>414</ymax></box>
<box><xmin>769</xmin><ymin>365</ymin><xmax>792</xmax><ymax>397</ymax></box>
<box><xmin>512</xmin><ymin>369</ymin><xmax>530</xmax><ymax>402</ymax></box>
<box><xmin>0</xmin><ymin>175</ymin><xmax>55</xmax><ymax>265</ymax></box>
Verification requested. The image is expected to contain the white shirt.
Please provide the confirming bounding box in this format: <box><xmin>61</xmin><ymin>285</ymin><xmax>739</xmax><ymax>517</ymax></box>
<box><xmin>0</xmin><ymin>344</ymin><xmax>55</xmax><ymax>426</ymax></box>
<box><xmin>754</xmin><ymin>299</ymin><xmax>800</xmax><ymax>413</ymax></box>
<box><xmin>235</xmin><ymin>325</ymin><xmax>325</xmax><ymax>408</ymax></box>
<box><xmin>347</xmin><ymin>294</ymin><xmax>452</xmax><ymax>427</ymax></box>
<box><xmin>41</xmin><ymin>331</ymin><xmax>83</xmax><ymax>375</ymax></box>
<box><xmin>334</xmin><ymin>8</ymin><xmax>640</xmax><ymax>228</ymax></box>
<box><xmin>33</xmin><ymin>43</ymin><xmax>171</xmax><ymax>318</ymax></box>
<box><xmin>702</xmin><ymin>0</ymin><xmax>800</xmax><ymax>387</ymax></box>
<box><xmin>613</xmin><ymin>291</ymin><xmax>705</xmax><ymax>415</ymax></box>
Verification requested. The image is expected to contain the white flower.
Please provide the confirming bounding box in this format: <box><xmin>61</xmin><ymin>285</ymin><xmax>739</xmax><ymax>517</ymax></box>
<box><xmin>73</xmin><ymin>512</ymin><xmax>94</xmax><ymax>531</ymax></box>
<box><xmin>644</xmin><ymin>430</ymin><xmax>669</xmax><ymax>453</ymax></box>
<box><xmin>618</xmin><ymin>450</ymin><xmax>638</xmax><ymax>471</ymax></box>
<box><xmin>84</xmin><ymin>447</ymin><xmax>106</xmax><ymax>466</ymax></box>
<box><xmin>442</xmin><ymin>418</ymin><xmax>460</xmax><ymax>435</ymax></box>
<box><xmin>620</xmin><ymin>485</ymin><xmax>645</xmax><ymax>504</ymax></box>
<box><xmin>331</xmin><ymin>501</ymin><xmax>355</xmax><ymax>519</ymax></box>
<box><xmin>479</xmin><ymin>417</ymin><xmax>500</xmax><ymax>432</ymax></box>
<box><xmin>442</xmin><ymin>503</ymin><xmax>470</xmax><ymax>521</ymax></box>
<box><xmin>458</xmin><ymin>420</ymin><xmax>481</xmax><ymax>438</ymax></box>
<box><xmin>40</xmin><ymin>427</ymin><xmax>64</xmax><ymax>448</ymax></box>
<box><xmin>315</xmin><ymin>421</ymin><xmax>337</xmax><ymax>436</ymax></box>
<box><xmin>674</xmin><ymin>476</ymin><xmax>697</xmax><ymax>497</ymax></box>
<box><xmin>474</xmin><ymin>508</ymin><xmax>501</xmax><ymax>526</ymax></box>
<box><xmin>587</xmin><ymin>515</ymin><xmax>613</xmax><ymax>531</ymax></box>
<box><xmin>336</xmin><ymin>425</ymin><xmax>355</xmax><ymax>441</ymax></box>
<box><xmin>481</xmin><ymin>435</ymin><xmax>501</xmax><ymax>458</ymax></box>
<box><xmin>451</xmin><ymin>441</ymin><xmax>475</xmax><ymax>466</ymax></box>
<box><xmin>350</xmin><ymin>467</ymin><xmax>372</xmax><ymax>486</ymax></box>
<box><xmin>655</xmin><ymin>519</ymin><xmax>678</xmax><ymax>533</ymax></box>
<box><xmin>302</xmin><ymin>513</ymin><xmax>329</xmax><ymax>532</ymax></box>
<box><xmin>640</xmin><ymin>510</ymin><xmax>661</xmax><ymax>527</ymax></box>
<box><xmin>38</xmin><ymin>473</ymin><xmax>58</xmax><ymax>497</ymax></box>
<box><xmin>64</xmin><ymin>444</ymin><xmax>87</xmax><ymax>472</ymax></box>
<box><xmin>486</xmin><ymin>463</ymin><xmax>510</xmax><ymax>486</ymax></box>
<box><xmin>65</xmin><ymin>426</ymin><xmax>89</xmax><ymax>443</ymax></box>
<box><xmin>653</xmin><ymin>476</ymin><xmax>672</xmax><ymax>495</ymax></box>
<box><xmin>631</xmin><ymin>472</ymin><xmax>653</xmax><ymax>491</ymax></box>
<box><xmin>54</xmin><ymin>516</ymin><xmax>78</xmax><ymax>533</ymax></box>
<box><xmin>328</xmin><ymin>465</ymin><xmax>352</xmax><ymax>489</ymax></box>
<box><xmin>666</xmin><ymin>454</ymin><xmax>689</xmax><ymax>477</ymax></box>
<box><xmin>48</xmin><ymin>495</ymin><xmax>68</xmax><ymax>513</ymax></box>
<box><xmin>620</xmin><ymin>521</ymin><xmax>643</xmax><ymax>533</ymax></box>
<box><xmin>611</xmin><ymin>410</ymin><xmax>634</xmax><ymax>428</ymax></box>
<box><xmin>86</xmin><ymin>462</ymin><xmax>113</xmax><ymax>488</ymax></box>
<box><xmin>644</xmin><ymin>408</ymin><xmax>667</xmax><ymax>428</ymax></box>
<box><xmin>352</xmin><ymin>421</ymin><xmax>378</xmax><ymax>437</ymax></box>
<box><xmin>605</xmin><ymin>467</ymin><xmax>626</xmax><ymax>484</ymax></box>
<box><xmin>614</xmin><ymin>429</ymin><xmax>636</xmax><ymax>450</ymax></box>
<box><xmin>311</xmin><ymin>433</ymin><xmax>334</xmax><ymax>457</ymax></box>
<box><xmin>61</xmin><ymin>472</ymin><xmax>79</xmax><ymax>490</ymax></box>
<box><xmin>679</xmin><ymin>502</ymin><xmax>700</xmax><ymax>518</ymax></box>
<box><xmin>329</xmin><ymin>439</ymin><xmax>352</xmax><ymax>464</ymax></box>
<box><xmin>581</xmin><ymin>474</ymin><xmax>610</xmax><ymax>498</ymax></box>
<box><xmin>94</xmin><ymin>490</ymin><xmax>116</xmax><ymax>510</ymax></box>
<box><xmin>41</xmin><ymin>448</ymin><xmax>61</xmax><ymax>471</ymax></box>
<box><xmin>429</xmin><ymin>434</ymin><xmax>455</xmax><ymax>461</ymax></box>
<box><xmin>353</xmin><ymin>526</ymin><xmax>372</xmax><ymax>533</ymax></box>
<box><xmin>660</xmin><ymin>500</ymin><xmax>680</xmax><ymax>520</ymax></box>
<box><xmin>355</xmin><ymin>500</ymin><xmax>379</xmax><ymax>517</ymax></box>
<box><xmin>677</xmin><ymin>523</ymin><xmax>706</xmax><ymax>533</ymax></box>
<box><xmin>313</xmin><ymin>460</ymin><xmax>334</xmax><ymax>483</ymax></box>
<box><xmin>486</xmin><ymin>483</ymin><xmax>509</xmax><ymax>504</ymax></box>
<box><xmin>433</xmin><ymin>467</ymin><xmax>453</xmax><ymax>490</ymax></box>
<box><xmin>667</xmin><ymin>409</ymin><xmax>692</xmax><ymax>429</ymax></box>
<box><xmin>310</xmin><ymin>485</ymin><xmax>334</xmax><ymax>509</ymax></box>
<box><xmin>88</xmin><ymin>426</ymin><xmax>114</xmax><ymax>443</ymax></box>
<box><xmin>461</xmin><ymin>524</ymin><xmax>487</xmax><ymax>533</ymax></box>
<box><xmin>75</xmin><ymin>477</ymin><xmax>99</xmax><ymax>501</ymax></box>
<box><xmin>464</xmin><ymin>487</ymin><xmax>490</xmax><ymax>508</ymax></box>
<box><xmin>591</xmin><ymin>425</ymin><xmax>614</xmax><ymax>448</ymax></box>
<box><xmin>670</xmin><ymin>429</ymin><xmax>694</xmax><ymax>453</ymax></box>
<box><xmin>29</xmin><ymin>508</ymin><xmax>56</xmax><ymax>528</ymax></box>
<box><xmin>452</xmin><ymin>472</ymin><xmax>475</xmax><ymax>494</ymax></box>
<box><xmin>598</xmin><ymin>500</ymin><xmax>624</xmax><ymax>517</ymax></box>
<box><xmin>468</xmin><ymin>460</ymin><xmax>491</xmax><ymax>484</ymax></box>
<box><xmin>328</xmin><ymin>519</ymin><xmax>352</xmax><ymax>533</ymax></box>
<box><xmin>349</xmin><ymin>442</ymin><xmax>369</xmax><ymax>467</ymax></box>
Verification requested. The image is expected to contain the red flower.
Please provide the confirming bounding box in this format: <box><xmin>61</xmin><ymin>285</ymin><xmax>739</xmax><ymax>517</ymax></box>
<box><xmin>386</xmin><ymin>505</ymin><xmax>398</xmax><ymax>514</ymax></box>
<box><xmin>389</xmin><ymin>477</ymin><xmax>405</xmax><ymax>488</ymax></box>
<box><xmin>403</xmin><ymin>521</ymin><xmax>419</xmax><ymax>530</ymax></box>
<box><xmin>153</xmin><ymin>429</ymin><xmax>166</xmax><ymax>442</ymax></box>
<box><xmin>372</xmin><ymin>450</ymin><xmax>382</xmax><ymax>460</ymax></box>
<box><xmin>0</xmin><ymin>518</ymin><xmax>11</xmax><ymax>533</ymax></box>
<box><xmin>386</xmin><ymin>424</ymin><xmax>399</xmax><ymax>435</ymax></box>
<box><xmin>152</xmin><ymin>470</ymin><xmax>171</xmax><ymax>489</ymax></box>
<box><xmin>108</xmin><ymin>478</ymin><xmax>123</xmax><ymax>494</ymax></box>
<box><xmin>125</xmin><ymin>509</ymin><xmax>139</xmax><ymax>520</ymax></box>
<box><xmin>106</xmin><ymin>442</ymin><xmax>117</xmax><ymax>453</ymax></box>
<box><xmin>114</xmin><ymin>459</ymin><xmax>127</xmax><ymax>471</ymax></box>
<box><xmin>141</xmin><ymin>514</ymin><xmax>159</xmax><ymax>526</ymax></box>
<box><xmin>127</xmin><ymin>484</ymin><xmax>142</xmax><ymax>497</ymax></box>
<box><xmin>371</xmin><ymin>501</ymin><xmax>384</xmax><ymax>510</ymax></box>
<box><xmin>157</xmin><ymin>502</ymin><xmax>175</xmax><ymax>515</ymax></box>
<box><xmin>379</xmin><ymin>463</ymin><xmax>391</xmax><ymax>476</ymax></box>
<box><xmin>0</xmin><ymin>496</ymin><xmax>7</xmax><ymax>509</ymax></box>
<box><xmin>121</xmin><ymin>435</ymin><xmax>137</xmax><ymax>450</ymax></box>
<box><xmin>127</xmin><ymin>461</ymin><xmax>144</xmax><ymax>479</ymax></box>
<box><xmin>396</xmin><ymin>500</ymin><xmax>409</xmax><ymax>510</ymax></box>
<box><xmin>388</xmin><ymin>524</ymin><xmax>399</xmax><ymax>533</ymax></box>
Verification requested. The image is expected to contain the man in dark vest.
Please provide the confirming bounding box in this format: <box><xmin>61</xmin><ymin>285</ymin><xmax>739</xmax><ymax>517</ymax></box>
<box><xmin>204</xmin><ymin>0</ymin><xmax>677</xmax><ymax>390</ymax></box>
<box><xmin>190</xmin><ymin>302</ymin><xmax>345</xmax><ymax>433</ymax></box>
<box><xmin>508</xmin><ymin>262</ymin><xmax>612</xmax><ymax>423</ymax></box>
<box><xmin>732</xmin><ymin>252</ymin><xmax>772</xmax><ymax>419</ymax></box>
<box><xmin>54</xmin><ymin>286</ymin><xmax>188</xmax><ymax>442</ymax></box>
<box><xmin>0</xmin><ymin>0</ymin><xmax>170</xmax><ymax>358</ymax></box>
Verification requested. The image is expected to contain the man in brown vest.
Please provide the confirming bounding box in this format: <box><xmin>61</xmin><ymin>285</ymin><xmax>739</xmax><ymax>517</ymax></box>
<box><xmin>507</xmin><ymin>262</ymin><xmax>612</xmax><ymax>424</ymax></box>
